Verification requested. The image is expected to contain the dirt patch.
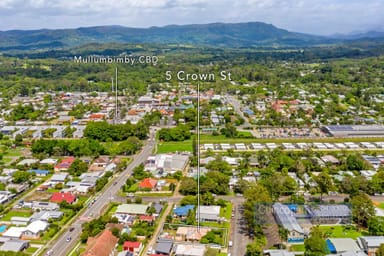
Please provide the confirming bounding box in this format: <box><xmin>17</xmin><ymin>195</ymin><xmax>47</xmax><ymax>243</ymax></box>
<box><xmin>25</xmin><ymin>191</ymin><xmax>52</xmax><ymax>202</ymax></box>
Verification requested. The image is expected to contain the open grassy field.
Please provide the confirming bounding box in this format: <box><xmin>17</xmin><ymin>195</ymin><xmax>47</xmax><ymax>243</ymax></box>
<box><xmin>220</xmin><ymin>203</ymin><xmax>233</xmax><ymax>220</ymax></box>
<box><xmin>318</xmin><ymin>225</ymin><xmax>364</xmax><ymax>239</ymax></box>
<box><xmin>1</xmin><ymin>210</ymin><xmax>33</xmax><ymax>221</ymax></box>
<box><xmin>157</xmin><ymin>140</ymin><xmax>193</xmax><ymax>153</ymax></box>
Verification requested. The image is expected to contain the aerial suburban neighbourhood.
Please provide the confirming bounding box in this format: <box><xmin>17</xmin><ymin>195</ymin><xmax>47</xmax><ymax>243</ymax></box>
<box><xmin>1</xmin><ymin>2</ymin><xmax>384</xmax><ymax>256</ymax></box>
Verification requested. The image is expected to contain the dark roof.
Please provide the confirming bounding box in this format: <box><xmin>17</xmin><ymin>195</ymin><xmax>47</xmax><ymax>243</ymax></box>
<box><xmin>153</xmin><ymin>203</ymin><xmax>163</xmax><ymax>214</ymax></box>
<box><xmin>155</xmin><ymin>238</ymin><xmax>173</xmax><ymax>254</ymax></box>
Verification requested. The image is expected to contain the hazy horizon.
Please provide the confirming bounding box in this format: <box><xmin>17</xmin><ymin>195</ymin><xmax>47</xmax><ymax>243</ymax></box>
<box><xmin>0</xmin><ymin>0</ymin><xmax>383</xmax><ymax>36</ymax></box>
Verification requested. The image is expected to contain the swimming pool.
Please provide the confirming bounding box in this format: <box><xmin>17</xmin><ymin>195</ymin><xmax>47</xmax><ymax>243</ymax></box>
<box><xmin>0</xmin><ymin>225</ymin><xmax>7</xmax><ymax>233</ymax></box>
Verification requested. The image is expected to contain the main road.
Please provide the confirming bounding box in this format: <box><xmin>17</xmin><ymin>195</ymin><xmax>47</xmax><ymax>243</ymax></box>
<box><xmin>44</xmin><ymin>129</ymin><xmax>156</xmax><ymax>256</ymax></box>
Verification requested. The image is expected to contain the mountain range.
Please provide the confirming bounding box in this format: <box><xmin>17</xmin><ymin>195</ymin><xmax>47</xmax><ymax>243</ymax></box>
<box><xmin>0</xmin><ymin>22</ymin><xmax>383</xmax><ymax>52</ymax></box>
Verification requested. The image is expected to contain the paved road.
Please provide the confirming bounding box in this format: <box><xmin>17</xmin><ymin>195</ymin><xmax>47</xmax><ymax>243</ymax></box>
<box><xmin>44</xmin><ymin>129</ymin><xmax>156</xmax><ymax>256</ymax></box>
<box><xmin>227</xmin><ymin>95</ymin><xmax>251</xmax><ymax>128</ymax></box>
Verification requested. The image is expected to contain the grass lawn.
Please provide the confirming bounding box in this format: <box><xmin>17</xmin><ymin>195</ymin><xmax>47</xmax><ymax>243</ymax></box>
<box><xmin>290</xmin><ymin>244</ymin><xmax>305</xmax><ymax>252</ymax></box>
<box><xmin>201</xmin><ymin>221</ymin><xmax>230</xmax><ymax>229</ymax></box>
<box><xmin>108</xmin><ymin>205</ymin><xmax>118</xmax><ymax>215</ymax></box>
<box><xmin>157</xmin><ymin>140</ymin><xmax>192</xmax><ymax>153</ymax></box>
<box><xmin>135</xmin><ymin>192</ymin><xmax>173</xmax><ymax>197</ymax></box>
<box><xmin>25</xmin><ymin>247</ymin><xmax>38</xmax><ymax>253</ymax></box>
<box><xmin>1</xmin><ymin>210</ymin><xmax>33</xmax><ymax>221</ymax></box>
<box><xmin>319</xmin><ymin>225</ymin><xmax>363</xmax><ymax>239</ymax></box>
<box><xmin>220</xmin><ymin>203</ymin><xmax>232</xmax><ymax>220</ymax></box>
<box><xmin>4</xmin><ymin>148</ymin><xmax>23</xmax><ymax>157</ymax></box>
<box><xmin>375</xmin><ymin>202</ymin><xmax>384</xmax><ymax>209</ymax></box>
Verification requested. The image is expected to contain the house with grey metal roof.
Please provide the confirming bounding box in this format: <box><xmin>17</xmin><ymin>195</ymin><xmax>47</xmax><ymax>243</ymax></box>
<box><xmin>30</xmin><ymin>211</ymin><xmax>63</xmax><ymax>222</ymax></box>
<box><xmin>50</xmin><ymin>173</ymin><xmax>68</xmax><ymax>183</ymax></box>
<box><xmin>196</xmin><ymin>206</ymin><xmax>221</xmax><ymax>222</ymax></box>
<box><xmin>326</xmin><ymin>238</ymin><xmax>362</xmax><ymax>254</ymax></box>
<box><xmin>357</xmin><ymin>236</ymin><xmax>384</xmax><ymax>256</ymax></box>
<box><xmin>263</xmin><ymin>250</ymin><xmax>295</xmax><ymax>256</ymax></box>
<box><xmin>272</xmin><ymin>203</ymin><xmax>305</xmax><ymax>243</ymax></box>
<box><xmin>305</xmin><ymin>204</ymin><xmax>351</xmax><ymax>224</ymax></box>
<box><xmin>155</xmin><ymin>238</ymin><xmax>173</xmax><ymax>255</ymax></box>
<box><xmin>0</xmin><ymin>239</ymin><xmax>29</xmax><ymax>252</ymax></box>
<box><xmin>115</xmin><ymin>203</ymin><xmax>150</xmax><ymax>216</ymax></box>
<box><xmin>31</xmin><ymin>201</ymin><xmax>59</xmax><ymax>211</ymax></box>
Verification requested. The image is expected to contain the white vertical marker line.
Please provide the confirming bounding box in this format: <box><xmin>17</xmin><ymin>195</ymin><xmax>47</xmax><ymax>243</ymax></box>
<box><xmin>115</xmin><ymin>67</ymin><xmax>118</xmax><ymax>124</ymax></box>
<box><xmin>197</xmin><ymin>82</ymin><xmax>200</xmax><ymax>232</ymax></box>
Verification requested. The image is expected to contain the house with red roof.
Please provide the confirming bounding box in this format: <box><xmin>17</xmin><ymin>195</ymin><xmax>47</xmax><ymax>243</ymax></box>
<box><xmin>138</xmin><ymin>178</ymin><xmax>157</xmax><ymax>190</ymax></box>
<box><xmin>82</xmin><ymin>229</ymin><xmax>118</xmax><ymax>256</ymax></box>
<box><xmin>89</xmin><ymin>113</ymin><xmax>105</xmax><ymax>120</ymax></box>
<box><xmin>54</xmin><ymin>157</ymin><xmax>75</xmax><ymax>172</ymax></box>
<box><xmin>139</xmin><ymin>215</ymin><xmax>155</xmax><ymax>223</ymax></box>
<box><xmin>50</xmin><ymin>192</ymin><xmax>76</xmax><ymax>204</ymax></box>
<box><xmin>123</xmin><ymin>241</ymin><xmax>143</xmax><ymax>254</ymax></box>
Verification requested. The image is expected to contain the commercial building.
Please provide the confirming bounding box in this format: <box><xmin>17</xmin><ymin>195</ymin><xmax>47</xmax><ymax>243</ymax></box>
<box><xmin>323</xmin><ymin>125</ymin><xmax>384</xmax><ymax>137</ymax></box>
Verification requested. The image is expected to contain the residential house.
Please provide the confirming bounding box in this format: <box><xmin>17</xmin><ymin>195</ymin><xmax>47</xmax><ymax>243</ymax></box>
<box><xmin>11</xmin><ymin>217</ymin><xmax>30</xmax><ymax>226</ymax></box>
<box><xmin>263</xmin><ymin>250</ymin><xmax>295</xmax><ymax>256</ymax></box>
<box><xmin>117</xmin><ymin>251</ymin><xmax>134</xmax><ymax>256</ymax></box>
<box><xmin>50</xmin><ymin>192</ymin><xmax>76</xmax><ymax>204</ymax></box>
<box><xmin>174</xmin><ymin>244</ymin><xmax>206</xmax><ymax>256</ymax></box>
<box><xmin>173</xmin><ymin>205</ymin><xmax>195</xmax><ymax>218</ymax></box>
<box><xmin>139</xmin><ymin>215</ymin><xmax>155</xmax><ymax>224</ymax></box>
<box><xmin>54</xmin><ymin>157</ymin><xmax>75</xmax><ymax>172</ymax></box>
<box><xmin>305</xmin><ymin>205</ymin><xmax>351</xmax><ymax>224</ymax></box>
<box><xmin>152</xmin><ymin>203</ymin><xmax>164</xmax><ymax>218</ymax></box>
<box><xmin>89</xmin><ymin>113</ymin><xmax>106</xmax><ymax>121</ymax></box>
<box><xmin>50</xmin><ymin>173</ymin><xmax>68</xmax><ymax>184</ymax></box>
<box><xmin>0</xmin><ymin>239</ymin><xmax>29</xmax><ymax>252</ymax></box>
<box><xmin>30</xmin><ymin>211</ymin><xmax>63</xmax><ymax>222</ymax></box>
<box><xmin>17</xmin><ymin>159</ymin><xmax>39</xmax><ymax>166</ymax></box>
<box><xmin>27</xmin><ymin>169</ymin><xmax>50</xmax><ymax>177</ymax></box>
<box><xmin>154</xmin><ymin>238</ymin><xmax>173</xmax><ymax>255</ymax></box>
<box><xmin>272</xmin><ymin>203</ymin><xmax>305</xmax><ymax>243</ymax></box>
<box><xmin>2</xmin><ymin>227</ymin><xmax>25</xmax><ymax>239</ymax></box>
<box><xmin>0</xmin><ymin>191</ymin><xmax>15</xmax><ymax>204</ymax></box>
<box><xmin>196</xmin><ymin>206</ymin><xmax>221</xmax><ymax>222</ymax></box>
<box><xmin>326</xmin><ymin>238</ymin><xmax>362</xmax><ymax>254</ymax></box>
<box><xmin>357</xmin><ymin>236</ymin><xmax>384</xmax><ymax>256</ymax></box>
<box><xmin>139</xmin><ymin>178</ymin><xmax>157</xmax><ymax>191</ymax></box>
<box><xmin>82</xmin><ymin>229</ymin><xmax>118</xmax><ymax>256</ymax></box>
<box><xmin>115</xmin><ymin>204</ymin><xmax>150</xmax><ymax>216</ymax></box>
<box><xmin>40</xmin><ymin>158</ymin><xmax>58</xmax><ymax>165</ymax></box>
<box><xmin>22</xmin><ymin>220</ymin><xmax>49</xmax><ymax>239</ymax></box>
<box><xmin>175</xmin><ymin>227</ymin><xmax>211</xmax><ymax>242</ymax></box>
<box><xmin>145</xmin><ymin>154</ymin><xmax>190</xmax><ymax>176</ymax></box>
<box><xmin>31</xmin><ymin>201</ymin><xmax>59</xmax><ymax>211</ymax></box>
<box><xmin>123</xmin><ymin>241</ymin><xmax>143</xmax><ymax>255</ymax></box>
<box><xmin>89</xmin><ymin>157</ymin><xmax>110</xmax><ymax>172</ymax></box>
<box><xmin>0</xmin><ymin>176</ymin><xmax>12</xmax><ymax>184</ymax></box>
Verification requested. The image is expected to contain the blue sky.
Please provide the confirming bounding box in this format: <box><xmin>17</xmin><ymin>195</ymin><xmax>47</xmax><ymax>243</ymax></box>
<box><xmin>0</xmin><ymin>0</ymin><xmax>383</xmax><ymax>35</ymax></box>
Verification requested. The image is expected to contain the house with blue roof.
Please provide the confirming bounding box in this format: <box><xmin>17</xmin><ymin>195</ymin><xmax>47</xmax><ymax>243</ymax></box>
<box><xmin>27</xmin><ymin>170</ymin><xmax>50</xmax><ymax>177</ymax></box>
<box><xmin>173</xmin><ymin>205</ymin><xmax>195</xmax><ymax>217</ymax></box>
<box><xmin>244</xmin><ymin>109</ymin><xmax>255</xmax><ymax>116</ymax></box>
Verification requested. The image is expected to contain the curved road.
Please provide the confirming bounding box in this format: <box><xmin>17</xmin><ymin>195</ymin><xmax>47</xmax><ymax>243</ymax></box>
<box><xmin>44</xmin><ymin>130</ymin><xmax>156</xmax><ymax>256</ymax></box>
